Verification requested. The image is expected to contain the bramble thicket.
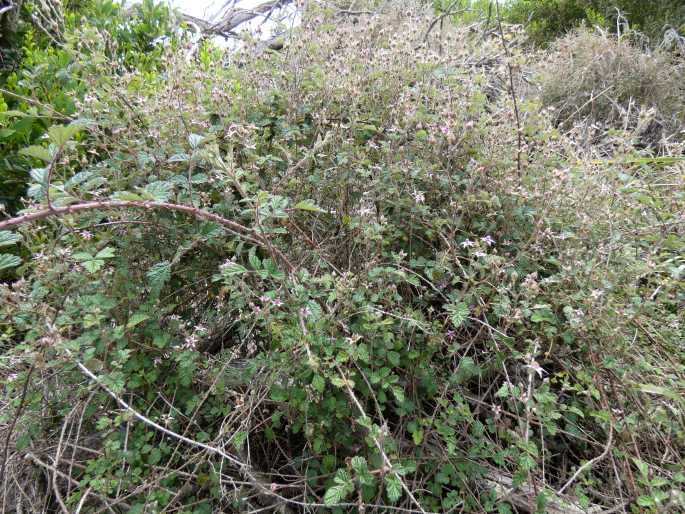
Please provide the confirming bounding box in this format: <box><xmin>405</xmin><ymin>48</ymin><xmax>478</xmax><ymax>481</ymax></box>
<box><xmin>1</xmin><ymin>1</ymin><xmax>684</xmax><ymax>513</ymax></box>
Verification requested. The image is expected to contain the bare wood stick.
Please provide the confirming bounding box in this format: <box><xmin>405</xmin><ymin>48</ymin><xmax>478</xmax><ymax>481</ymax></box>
<box><xmin>558</xmin><ymin>423</ymin><xmax>614</xmax><ymax>496</ymax></box>
<box><xmin>336</xmin><ymin>365</ymin><xmax>428</xmax><ymax>514</ymax></box>
<box><xmin>494</xmin><ymin>1</ymin><xmax>523</xmax><ymax>176</ymax></box>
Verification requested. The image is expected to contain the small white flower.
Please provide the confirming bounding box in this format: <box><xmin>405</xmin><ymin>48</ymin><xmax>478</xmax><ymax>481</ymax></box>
<box><xmin>460</xmin><ymin>239</ymin><xmax>475</xmax><ymax>248</ymax></box>
<box><xmin>411</xmin><ymin>190</ymin><xmax>425</xmax><ymax>204</ymax></box>
<box><xmin>525</xmin><ymin>360</ymin><xmax>546</xmax><ymax>378</ymax></box>
<box><xmin>184</xmin><ymin>334</ymin><xmax>199</xmax><ymax>350</ymax></box>
<box><xmin>481</xmin><ymin>235</ymin><xmax>496</xmax><ymax>246</ymax></box>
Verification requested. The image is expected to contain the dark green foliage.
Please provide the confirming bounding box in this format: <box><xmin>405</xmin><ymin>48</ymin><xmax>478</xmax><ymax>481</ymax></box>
<box><xmin>0</xmin><ymin>0</ymin><xmax>178</xmax><ymax>214</ymax></box>
<box><xmin>505</xmin><ymin>0</ymin><xmax>685</xmax><ymax>45</ymax></box>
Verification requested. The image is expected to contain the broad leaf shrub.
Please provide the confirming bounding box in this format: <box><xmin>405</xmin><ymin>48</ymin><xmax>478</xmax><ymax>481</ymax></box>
<box><xmin>0</xmin><ymin>0</ymin><xmax>178</xmax><ymax>214</ymax></box>
<box><xmin>1</xmin><ymin>2</ymin><xmax>684</xmax><ymax>512</ymax></box>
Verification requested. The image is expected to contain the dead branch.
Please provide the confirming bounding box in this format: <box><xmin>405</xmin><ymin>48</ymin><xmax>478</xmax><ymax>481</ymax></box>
<box><xmin>182</xmin><ymin>0</ymin><xmax>294</xmax><ymax>38</ymax></box>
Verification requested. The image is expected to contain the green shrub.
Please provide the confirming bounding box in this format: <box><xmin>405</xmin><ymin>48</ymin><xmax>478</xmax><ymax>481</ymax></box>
<box><xmin>0</xmin><ymin>2</ymin><xmax>683</xmax><ymax>513</ymax></box>
<box><xmin>0</xmin><ymin>0</ymin><xmax>178</xmax><ymax>214</ymax></box>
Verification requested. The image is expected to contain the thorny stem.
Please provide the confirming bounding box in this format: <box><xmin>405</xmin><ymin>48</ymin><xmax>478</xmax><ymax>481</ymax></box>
<box><xmin>336</xmin><ymin>365</ymin><xmax>429</xmax><ymax>514</ymax></box>
<box><xmin>495</xmin><ymin>1</ymin><xmax>523</xmax><ymax>176</ymax></box>
<box><xmin>0</xmin><ymin>199</ymin><xmax>295</xmax><ymax>272</ymax></box>
<box><xmin>0</xmin><ymin>365</ymin><xmax>35</xmax><ymax>489</ymax></box>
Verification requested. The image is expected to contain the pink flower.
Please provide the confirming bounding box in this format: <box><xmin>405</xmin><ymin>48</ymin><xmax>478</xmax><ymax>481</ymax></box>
<box><xmin>481</xmin><ymin>235</ymin><xmax>496</xmax><ymax>246</ymax></box>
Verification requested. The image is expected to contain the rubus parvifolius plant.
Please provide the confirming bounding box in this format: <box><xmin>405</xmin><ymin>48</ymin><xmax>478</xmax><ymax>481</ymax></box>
<box><xmin>1</xmin><ymin>1</ymin><xmax>684</xmax><ymax>513</ymax></box>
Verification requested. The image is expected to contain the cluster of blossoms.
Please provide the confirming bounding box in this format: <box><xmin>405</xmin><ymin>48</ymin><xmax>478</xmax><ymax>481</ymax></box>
<box><xmin>260</xmin><ymin>295</ymin><xmax>283</xmax><ymax>307</ymax></box>
<box><xmin>249</xmin><ymin>294</ymin><xmax>284</xmax><ymax>314</ymax></box>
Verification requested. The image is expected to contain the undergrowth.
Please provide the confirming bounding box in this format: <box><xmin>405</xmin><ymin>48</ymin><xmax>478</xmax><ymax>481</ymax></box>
<box><xmin>536</xmin><ymin>28</ymin><xmax>685</xmax><ymax>152</ymax></box>
<box><xmin>0</xmin><ymin>2</ymin><xmax>684</xmax><ymax>513</ymax></box>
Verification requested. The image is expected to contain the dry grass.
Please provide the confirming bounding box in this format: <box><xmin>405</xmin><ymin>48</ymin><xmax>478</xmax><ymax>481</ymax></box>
<box><xmin>538</xmin><ymin>28</ymin><xmax>685</xmax><ymax>151</ymax></box>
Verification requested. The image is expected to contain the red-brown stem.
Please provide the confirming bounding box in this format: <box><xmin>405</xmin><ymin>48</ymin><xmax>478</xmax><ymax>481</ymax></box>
<box><xmin>0</xmin><ymin>200</ymin><xmax>295</xmax><ymax>272</ymax></box>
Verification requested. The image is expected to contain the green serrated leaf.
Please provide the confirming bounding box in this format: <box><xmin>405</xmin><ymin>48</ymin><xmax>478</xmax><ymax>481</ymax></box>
<box><xmin>30</xmin><ymin>167</ymin><xmax>48</xmax><ymax>185</ymax></box>
<box><xmin>127</xmin><ymin>313</ymin><xmax>150</xmax><ymax>329</ymax></box>
<box><xmin>0</xmin><ymin>231</ymin><xmax>22</xmax><ymax>247</ymax></box>
<box><xmin>637</xmin><ymin>496</ymin><xmax>655</xmax><ymax>507</ymax></box>
<box><xmin>167</xmin><ymin>153</ymin><xmax>189</xmax><ymax>163</ymax></box>
<box><xmin>73</xmin><ymin>248</ymin><xmax>114</xmax><ymax>273</ymax></box>
<box><xmin>293</xmin><ymin>200</ymin><xmax>325</xmax><ymax>212</ymax></box>
<box><xmin>83</xmin><ymin>260</ymin><xmax>104</xmax><ymax>273</ymax></box>
<box><xmin>73</xmin><ymin>252</ymin><xmax>93</xmax><ymax>262</ymax></box>
<box><xmin>446</xmin><ymin>302</ymin><xmax>469</xmax><ymax>328</ymax></box>
<box><xmin>147</xmin><ymin>261</ymin><xmax>171</xmax><ymax>292</ymax></box>
<box><xmin>48</xmin><ymin>123</ymin><xmax>82</xmax><ymax>146</ymax></box>
<box><xmin>221</xmin><ymin>262</ymin><xmax>248</xmax><ymax>276</ymax></box>
<box><xmin>248</xmin><ymin>247</ymin><xmax>261</xmax><ymax>270</ymax></box>
<box><xmin>0</xmin><ymin>254</ymin><xmax>21</xmax><ymax>271</ymax></box>
<box><xmin>312</xmin><ymin>374</ymin><xmax>326</xmax><ymax>393</ymax></box>
<box><xmin>323</xmin><ymin>485</ymin><xmax>348</xmax><ymax>506</ymax></box>
<box><xmin>95</xmin><ymin>247</ymin><xmax>116</xmax><ymax>260</ymax></box>
<box><xmin>0</xmin><ymin>109</ymin><xmax>29</xmax><ymax>118</ymax></box>
<box><xmin>350</xmin><ymin>456</ymin><xmax>367</xmax><ymax>474</ymax></box>
<box><xmin>52</xmin><ymin>195</ymin><xmax>80</xmax><ymax>207</ymax></box>
<box><xmin>232</xmin><ymin>431</ymin><xmax>248</xmax><ymax>451</ymax></box>
<box><xmin>141</xmin><ymin>181</ymin><xmax>174</xmax><ymax>202</ymax></box>
<box><xmin>334</xmin><ymin>469</ymin><xmax>351</xmax><ymax>484</ymax></box>
<box><xmin>188</xmin><ymin>133</ymin><xmax>206</xmax><ymax>149</ymax></box>
<box><xmin>20</xmin><ymin>145</ymin><xmax>53</xmax><ymax>162</ymax></box>
<box><xmin>632</xmin><ymin>457</ymin><xmax>649</xmax><ymax>479</ymax></box>
<box><xmin>384</xmin><ymin>474</ymin><xmax>402</xmax><ymax>503</ymax></box>
<box><xmin>637</xmin><ymin>383</ymin><xmax>678</xmax><ymax>401</ymax></box>
<box><xmin>111</xmin><ymin>191</ymin><xmax>144</xmax><ymax>201</ymax></box>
